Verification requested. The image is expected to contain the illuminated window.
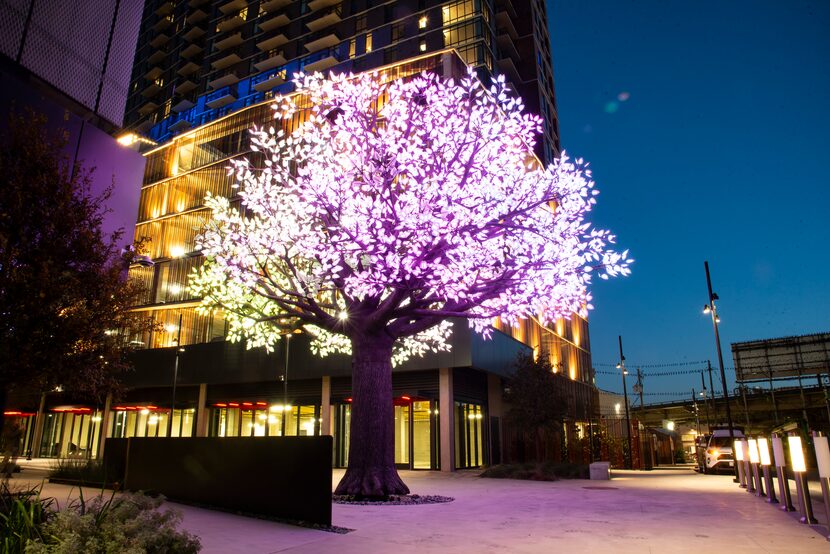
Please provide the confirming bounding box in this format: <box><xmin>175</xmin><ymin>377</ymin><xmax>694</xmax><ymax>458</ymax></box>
<box><xmin>365</xmin><ymin>32</ymin><xmax>372</xmax><ymax>53</ymax></box>
<box><xmin>349</xmin><ymin>38</ymin><xmax>356</xmax><ymax>58</ymax></box>
<box><xmin>442</xmin><ymin>0</ymin><xmax>476</xmax><ymax>25</ymax></box>
<box><xmin>419</xmin><ymin>40</ymin><xmax>427</xmax><ymax>52</ymax></box>
<box><xmin>418</xmin><ymin>16</ymin><xmax>428</xmax><ymax>28</ymax></box>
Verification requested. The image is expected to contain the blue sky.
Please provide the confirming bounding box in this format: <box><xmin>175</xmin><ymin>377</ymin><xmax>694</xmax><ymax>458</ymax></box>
<box><xmin>548</xmin><ymin>0</ymin><xmax>830</xmax><ymax>401</ymax></box>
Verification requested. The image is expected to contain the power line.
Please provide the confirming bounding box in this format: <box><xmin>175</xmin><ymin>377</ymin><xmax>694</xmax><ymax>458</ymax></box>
<box><xmin>593</xmin><ymin>360</ymin><xmax>709</xmax><ymax>368</ymax></box>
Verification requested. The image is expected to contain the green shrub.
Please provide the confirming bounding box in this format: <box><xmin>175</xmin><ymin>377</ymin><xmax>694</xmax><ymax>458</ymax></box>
<box><xmin>48</xmin><ymin>459</ymin><xmax>107</xmax><ymax>485</ymax></box>
<box><xmin>0</xmin><ymin>483</ymin><xmax>52</xmax><ymax>554</ymax></box>
<box><xmin>25</xmin><ymin>491</ymin><xmax>201</xmax><ymax>554</ymax></box>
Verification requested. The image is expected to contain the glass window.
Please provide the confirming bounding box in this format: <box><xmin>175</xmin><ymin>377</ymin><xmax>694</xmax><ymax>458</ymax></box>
<box><xmin>394</xmin><ymin>405</ymin><xmax>410</xmax><ymax>464</ymax></box>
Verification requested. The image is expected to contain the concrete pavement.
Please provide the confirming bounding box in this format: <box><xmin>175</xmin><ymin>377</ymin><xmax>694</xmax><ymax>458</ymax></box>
<box><xmin>10</xmin><ymin>465</ymin><xmax>830</xmax><ymax>553</ymax></box>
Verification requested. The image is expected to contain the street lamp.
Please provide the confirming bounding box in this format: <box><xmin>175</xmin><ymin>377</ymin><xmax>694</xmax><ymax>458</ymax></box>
<box><xmin>166</xmin><ymin>313</ymin><xmax>184</xmax><ymax>437</ymax></box>
<box><xmin>702</xmin><ymin>261</ymin><xmax>737</xmax><ymax>481</ymax></box>
<box><xmin>618</xmin><ymin>335</ymin><xmax>633</xmax><ymax>470</ymax></box>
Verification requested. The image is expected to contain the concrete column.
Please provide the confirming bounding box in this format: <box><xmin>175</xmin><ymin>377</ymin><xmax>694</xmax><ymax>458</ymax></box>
<box><xmin>30</xmin><ymin>393</ymin><xmax>47</xmax><ymax>458</ymax></box>
<box><xmin>97</xmin><ymin>393</ymin><xmax>112</xmax><ymax>459</ymax></box>
<box><xmin>320</xmin><ymin>376</ymin><xmax>331</xmax><ymax>435</ymax></box>
<box><xmin>439</xmin><ymin>367</ymin><xmax>455</xmax><ymax>472</ymax></box>
<box><xmin>195</xmin><ymin>383</ymin><xmax>208</xmax><ymax>437</ymax></box>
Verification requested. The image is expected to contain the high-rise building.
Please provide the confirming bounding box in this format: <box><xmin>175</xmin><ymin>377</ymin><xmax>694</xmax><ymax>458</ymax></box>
<box><xmin>124</xmin><ymin>0</ymin><xmax>560</xmax><ymax>163</ymax></box>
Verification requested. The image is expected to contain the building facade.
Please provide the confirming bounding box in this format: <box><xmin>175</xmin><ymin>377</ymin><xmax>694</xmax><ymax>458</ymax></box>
<box><xmin>124</xmin><ymin>0</ymin><xmax>560</xmax><ymax>163</ymax></box>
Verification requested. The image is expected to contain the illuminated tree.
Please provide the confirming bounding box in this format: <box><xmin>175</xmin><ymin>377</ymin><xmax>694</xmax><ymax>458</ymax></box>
<box><xmin>191</xmin><ymin>69</ymin><xmax>631</xmax><ymax>497</ymax></box>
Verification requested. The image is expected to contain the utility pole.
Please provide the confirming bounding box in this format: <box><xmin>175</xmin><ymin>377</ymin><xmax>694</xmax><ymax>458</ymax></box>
<box><xmin>692</xmin><ymin>389</ymin><xmax>701</xmax><ymax>435</ymax></box>
<box><xmin>618</xmin><ymin>336</ymin><xmax>633</xmax><ymax>470</ymax></box>
<box><xmin>636</xmin><ymin>367</ymin><xmax>644</xmax><ymax>408</ymax></box>
<box><xmin>707</xmin><ymin>360</ymin><xmax>717</xmax><ymax>423</ymax></box>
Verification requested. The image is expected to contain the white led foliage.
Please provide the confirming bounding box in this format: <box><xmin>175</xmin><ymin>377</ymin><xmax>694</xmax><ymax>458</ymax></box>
<box><xmin>190</xmin><ymin>69</ymin><xmax>631</xmax><ymax>359</ymax></box>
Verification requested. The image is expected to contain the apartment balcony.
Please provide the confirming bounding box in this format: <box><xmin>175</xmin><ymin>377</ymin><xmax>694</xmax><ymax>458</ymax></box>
<box><xmin>182</xmin><ymin>25</ymin><xmax>205</xmax><ymax>42</ymax></box>
<box><xmin>217</xmin><ymin>12</ymin><xmax>246</xmax><ymax>33</ymax></box>
<box><xmin>172</xmin><ymin>98</ymin><xmax>195</xmax><ymax>112</ymax></box>
<box><xmin>304</xmin><ymin>31</ymin><xmax>340</xmax><ymax>54</ymax></box>
<box><xmin>253</xmin><ymin>49</ymin><xmax>286</xmax><ymax>71</ymax></box>
<box><xmin>205</xmin><ymin>87</ymin><xmax>237</xmax><ymax>109</ymax></box>
<box><xmin>149</xmin><ymin>33</ymin><xmax>170</xmax><ymax>48</ymax></box>
<box><xmin>308</xmin><ymin>0</ymin><xmax>338</xmax><ymax>11</ymax></box>
<box><xmin>155</xmin><ymin>1</ymin><xmax>174</xmax><ymax>16</ymax></box>
<box><xmin>303</xmin><ymin>48</ymin><xmax>341</xmax><ymax>73</ymax></box>
<box><xmin>215</xmin><ymin>32</ymin><xmax>244</xmax><ymax>51</ymax></box>
<box><xmin>495</xmin><ymin>10</ymin><xmax>519</xmax><ymax>40</ymax></box>
<box><xmin>252</xmin><ymin>71</ymin><xmax>286</xmax><ymax>92</ymax></box>
<box><xmin>219</xmin><ymin>0</ymin><xmax>246</xmax><ymax>15</ymax></box>
<box><xmin>211</xmin><ymin>52</ymin><xmax>242</xmax><ymax>70</ymax></box>
<box><xmin>256</xmin><ymin>33</ymin><xmax>288</xmax><ymax>52</ymax></box>
<box><xmin>138</xmin><ymin>100</ymin><xmax>158</xmax><ymax>116</ymax></box>
<box><xmin>186</xmin><ymin>9</ymin><xmax>207</xmax><ymax>24</ymax></box>
<box><xmin>135</xmin><ymin>119</ymin><xmax>153</xmax><ymax>132</ymax></box>
<box><xmin>306</xmin><ymin>4</ymin><xmax>341</xmax><ymax>32</ymax></box>
<box><xmin>147</xmin><ymin>49</ymin><xmax>168</xmax><ymax>65</ymax></box>
<box><xmin>169</xmin><ymin>118</ymin><xmax>192</xmax><ymax>132</ymax></box>
<box><xmin>496</xmin><ymin>56</ymin><xmax>523</xmax><ymax>85</ymax></box>
<box><xmin>188</xmin><ymin>0</ymin><xmax>208</xmax><ymax>7</ymax></box>
<box><xmin>177</xmin><ymin>60</ymin><xmax>200</xmax><ymax>76</ymax></box>
<box><xmin>176</xmin><ymin>78</ymin><xmax>198</xmax><ymax>95</ymax></box>
<box><xmin>152</xmin><ymin>14</ymin><xmax>174</xmax><ymax>33</ymax></box>
<box><xmin>260</xmin><ymin>0</ymin><xmax>291</xmax><ymax>12</ymax></box>
<box><xmin>180</xmin><ymin>43</ymin><xmax>203</xmax><ymax>59</ymax></box>
<box><xmin>495</xmin><ymin>0</ymin><xmax>517</xmax><ymax>18</ymax></box>
<box><xmin>259</xmin><ymin>12</ymin><xmax>290</xmax><ymax>32</ymax></box>
<box><xmin>496</xmin><ymin>33</ymin><xmax>520</xmax><ymax>62</ymax></box>
<box><xmin>144</xmin><ymin>65</ymin><xmax>164</xmax><ymax>81</ymax></box>
<box><xmin>207</xmin><ymin>70</ymin><xmax>239</xmax><ymax>90</ymax></box>
<box><xmin>141</xmin><ymin>81</ymin><xmax>163</xmax><ymax>98</ymax></box>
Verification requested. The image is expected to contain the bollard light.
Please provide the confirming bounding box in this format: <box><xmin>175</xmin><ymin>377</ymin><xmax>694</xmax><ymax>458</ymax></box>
<box><xmin>748</xmin><ymin>439</ymin><xmax>760</xmax><ymax>464</ymax></box>
<box><xmin>742</xmin><ymin>439</ymin><xmax>755</xmax><ymax>494</ymax></box>
<box><xmin>758</xmin><ymin>438</ymin><xmax>772</xmax><ymax>466</ymax></box>
<box><xmin>789</xmin><ymin>434</ymin><xmax>817</xmax><ymax>524</ymax></box>
<box><xmin>772</xmin><ymin>436</ymin><xmax>796</xmax><ymax>512</ymax></box>
<box><xmin>758</xmin><ymin>438</ymin><xmax>778</xmax><ymax>504</ymax></box>
<box><xmin>734</xmin><ymin>439</ymin><xmax>747</xmax><ymax>488</ymax></box>
<box><xmin>789</xmin><ymin>436</ymin><xmax>807</xmax><ymax>473</ymax></box>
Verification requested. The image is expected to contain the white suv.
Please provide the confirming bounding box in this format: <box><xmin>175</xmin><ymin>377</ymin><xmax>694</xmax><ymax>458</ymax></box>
<box><xmin>702</xmin><ymin>428</ymin><xmax>745</xmax><ymax>474</ymax></box>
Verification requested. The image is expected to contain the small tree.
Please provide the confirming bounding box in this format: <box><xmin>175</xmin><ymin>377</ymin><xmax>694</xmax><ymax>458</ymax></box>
<box><xmin>0</xmin><ymin>111</ymin><xmax>149</xmax><ymax>430</ymax></box>
<box><xmin>504</xmin><ymin>353</ymin><xmax>570</xmax><ymax>462</ymax></box>
<box><xmin>192</xmin><ymin>70</ymin><xmax>630</xmax><ymax>497</ymax></box>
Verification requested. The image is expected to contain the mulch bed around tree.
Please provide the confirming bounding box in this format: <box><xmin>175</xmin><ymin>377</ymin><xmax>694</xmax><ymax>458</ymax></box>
<box><xmin>333</xmin><ymin>494</ymin><xmax>454</xmax><ymax>505</ymax></box>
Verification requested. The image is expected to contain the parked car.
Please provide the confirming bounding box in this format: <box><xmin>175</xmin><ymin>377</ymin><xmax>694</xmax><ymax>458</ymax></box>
<box><xmin>701</xmin><ymin>428</ymin><xmax>745</xmax><ymax>474</ymax></box>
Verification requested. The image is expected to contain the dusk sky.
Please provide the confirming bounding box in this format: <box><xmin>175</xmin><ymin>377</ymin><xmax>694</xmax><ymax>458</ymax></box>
<box><xmin>549</xmin><ymin>0</ymin><xmax>830</xmax><ymax>401</ymax></box>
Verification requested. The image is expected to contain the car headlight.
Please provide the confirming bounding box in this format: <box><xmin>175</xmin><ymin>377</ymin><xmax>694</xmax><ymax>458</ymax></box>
<box><xmin>707</xmin><ymin>448</ymin><xmax>720</xmax><ymax>458</ymax></box>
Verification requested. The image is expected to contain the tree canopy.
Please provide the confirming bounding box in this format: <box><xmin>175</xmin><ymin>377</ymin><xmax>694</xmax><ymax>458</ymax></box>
<box><xmin>0</xmin><ymin>111</ymin><xmax>148</xmax><ymax>419</ymax></box>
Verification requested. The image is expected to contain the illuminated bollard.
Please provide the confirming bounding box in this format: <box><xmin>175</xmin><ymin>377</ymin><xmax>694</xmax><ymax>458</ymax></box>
<box><xmin>742</xmin><ymin>439</ymin><xmax>756</xmax><ymax>494</ymax></box>
<box><xmin>748</xmin><ymin>438</ymin><xmax>766</xmax><ymax>498</ymax></box>
<box><xmin>812</xmin><ymin>433</ymin><xmax>830</xmax><ymax>539</ymax></box>
<box><xmin>789</xmin><ymin>434</ymin><xmax>817</xmax><ymax>524</ymax></box>
<box><xmin>772</xmin><ymin>435</ymin><xmax>796</xmax><ymax>512</ymax></box>
<box><xmin>758</xmin><ymin>437</ymin><xmax>778</xmax><ymax>504</ymax></box>
<box><xmin>734</xmin><ymin>439</ymin><xmax>747</xmax><ymax>488</ymax></box>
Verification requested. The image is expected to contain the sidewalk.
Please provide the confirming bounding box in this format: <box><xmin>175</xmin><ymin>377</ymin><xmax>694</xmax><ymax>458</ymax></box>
<box><xmin>10</xmin><ymin>466</ymin><xmax>829</xmax><ymax>553</ymax></box>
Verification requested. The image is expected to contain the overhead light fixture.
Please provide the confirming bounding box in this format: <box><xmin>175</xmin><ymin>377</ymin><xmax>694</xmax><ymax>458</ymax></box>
<box><xmin>703</xmin><ymin>305</ymin><xmax>711</xmax><ymax>314</ymax></box>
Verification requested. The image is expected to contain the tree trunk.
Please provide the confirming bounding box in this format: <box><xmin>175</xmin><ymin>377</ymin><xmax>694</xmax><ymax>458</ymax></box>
<box><xmin>334</xmin><ymin>332</ymin><xmax>410</xmax><ymax>498</ymax></box>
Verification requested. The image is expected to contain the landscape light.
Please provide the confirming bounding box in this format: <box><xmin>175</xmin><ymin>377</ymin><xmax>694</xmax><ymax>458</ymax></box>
<box><xmin>747</xmin><ymin>439</ymin><xmax>760</xmax><ymax>464</ymax></box>
<box><xmin>788</xmin><ymin>436</ymin><xmax>807</xmax><ymax>472</ymax></box>
<box><xmin>338</xmin><ymin>311</ymin><xmax>348</xmax><ymax>321</ymax></box>
<box><xmin>734</xmin><ymin>440</ymin><xmax>744</xmax><ymax>462</ymax></box>
<box><xmin>758</xmin><ymin>438</ymin><xmax>772</xmax><ymax>466</ymax></box>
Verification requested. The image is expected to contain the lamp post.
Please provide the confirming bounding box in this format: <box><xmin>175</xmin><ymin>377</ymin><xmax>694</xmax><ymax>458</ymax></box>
<box><xmin>702</xmin><ymin>261</ymin><xmax>737</xmax><ymax>481</ymax></box>
<box><xmin>167</xmin><ymin>313</ymin><xmax>184</xmax><ymax>437</ymax></box>
<box><xmin>618</xmin><ymin>335</ymin><xmax>633</xmax><ymax>470</ymax></box>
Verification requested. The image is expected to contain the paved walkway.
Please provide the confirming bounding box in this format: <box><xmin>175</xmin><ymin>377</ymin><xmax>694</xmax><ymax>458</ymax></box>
<box><xmin>10</xmin><ymin>465</ymin><xmax>830</xmax><ymax>553</ymax></box>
